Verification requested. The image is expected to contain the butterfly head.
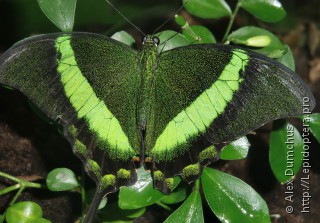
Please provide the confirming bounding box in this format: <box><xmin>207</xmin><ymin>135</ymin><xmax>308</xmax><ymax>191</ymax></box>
<box><xmin>142</xmin><ymin>35</ymin><xmax>160</xmax><ymax>47</ymax></box>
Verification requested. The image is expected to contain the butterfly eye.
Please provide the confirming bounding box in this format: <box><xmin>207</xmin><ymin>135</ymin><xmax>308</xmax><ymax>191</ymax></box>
<box><xmin>152</xmin><ymin>36</ymin><xmax>160</xmax><ymax>46</ymax></box>
<box><xmin>142</xmin><ymin>36</ymin><xmax>147</xmax><ymax>45</ymax></box>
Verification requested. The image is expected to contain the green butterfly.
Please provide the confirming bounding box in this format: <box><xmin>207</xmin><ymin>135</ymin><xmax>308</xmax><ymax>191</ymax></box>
<box><xmin>0</xmin><ymin>32</ymin><xmax>315</xmax><ymax>222</ymax></box>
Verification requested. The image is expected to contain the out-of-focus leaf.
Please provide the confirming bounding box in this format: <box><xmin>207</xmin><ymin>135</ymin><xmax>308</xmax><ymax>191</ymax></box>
<box><xmin>227</xmin><ymin>26</ymin><xmax>286</xmax><ymax>58</ymax></box>
<box><xmin>240</xmin><ymin>0</ymin><xmax>286</xmax><ymax>23</ymax></box>
<box><xmin>269</xmin><ymin>120</ymin><xmax>304</xmax><ymax>183</ymax></box>
<box><xmin>276</xmin><ymin>45</ymin><xmax>295</xmax><ymax>71</ymax></box>
<box><xmin>111</xmin><ymin>31</ymin><xmax>135</xmax><ymax>46</ymax></box>
<box><xmin>37</xmin><ymin>0</ymin><xmax>76</xmax><ymax>31</ymax></box>
<box><xmin>46</xmin><ymin>168</ymin><xmax>79</xmax><ymax>191</ymax></box>
<box><xmin>183</xmin><ymin>0</ymin><xmax>231</xmax><ymax>19</ymax></box>
<box><xmin>156</xmin><ymin>30</ymin><xmax>190</xmax><ymax>52</ymax></box>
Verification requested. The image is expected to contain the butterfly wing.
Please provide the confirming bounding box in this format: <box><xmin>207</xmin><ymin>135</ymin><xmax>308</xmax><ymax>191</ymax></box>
<box><xmin>147</xmin><ymin>44</ymin><xmax>315</xmax><ymax>193</ymax></box>
<box><xmin>0</xmin><ymin>32</ymin><xmax>141</xmax><ymax>194</ymax></box>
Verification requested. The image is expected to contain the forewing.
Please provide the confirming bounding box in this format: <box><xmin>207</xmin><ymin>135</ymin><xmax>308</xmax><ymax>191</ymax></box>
<box><xmin>0</xmin><ymin>32</ymin><xmax>140</xmax><ymax>194</ymax></box>
<box><xmin>147</xmin><ymin>44</ymin><xmax>315</xmax><ymax>193</ymax></box>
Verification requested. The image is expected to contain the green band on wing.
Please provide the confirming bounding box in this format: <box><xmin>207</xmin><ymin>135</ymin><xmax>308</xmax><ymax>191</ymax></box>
<box><xmin>55</xmin><ymin>35</ymin><xmax>134</xmax><ymax>160</ymax></box>
<box><xmin>152</xmin><ymin>49</ymin><xmax>248</xmax><ymax>160</ymax></box>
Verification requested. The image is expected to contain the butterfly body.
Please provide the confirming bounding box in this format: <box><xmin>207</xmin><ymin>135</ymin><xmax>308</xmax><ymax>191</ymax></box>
<box><xmin>137</xmin><ymin>36</ymin><xmax>158</xmax><ymax>131</ymax></box>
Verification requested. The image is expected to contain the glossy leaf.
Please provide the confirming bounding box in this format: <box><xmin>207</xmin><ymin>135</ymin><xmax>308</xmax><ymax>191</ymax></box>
<box><xmin>182</xmin><ymin>25</ymin><xmax>216</xmax><ymax>44</ymax></box>
<box><xmin>227</xmin><ymin>26</ymin><xmax>286</xmax><ymax>58</ymax></box>
<box><xmin>202</xmin><ymin>168</ymin><xmax>270</xmax><ymax>223</ymax></box>
<box><xmin>240</xmin><ymin>0</ymin><xmax>286</xmax><ymax>23</ymax></box>
<box><xmin>156</xmin><ymin>30</ymin><xmax>190</xmax><ymax>52</ymax></box>
<box><xmin>32</xmin><ymin>219</ymin><xmax>52</xmax><ymax>223</ymax></box>
<box><xmin>160</xmin><ymin>183</ymin><xmax>189</xmax><ymax>205</ymax></box>
<box><xmin>183</xmin><ymin>0</ymin><xmax>231</xmax><ymax>19</ymax></box>
<box><xmin>220</xmin><ymin>136</ymin><xmax>250</xmax><ymax>160</ymax></box>
<box><xmin>6</xmin><ymin>202</ymin><xmax>43</xmax><ymax>223</ymax></box>
<box><xmin>164</xmin><ymin>191</ymin><xmax>204</xmax><ymax>223</ymax></box>
<box><xmin>119</xmin><ymin>168</ymin><xmax>180</xmax><ymax>209</ymax></box>
<box><xmin>111</xmin><ymin>31</ymin><xmax>135</xmax><ymax>46</ymax></box>
<box><xmin>269</xmin><ymin>120</ymin><xmax>304</xmax><ymax>183</ymax></box>
<box><xmin>100</xmin><ymin>202</ymin><xmax>145</xmax><ymax>222</ymax></box>
<box><xmin>37</xmin><ymin>0</ymin><xmax>76</xmax><ymax>32</ymax></box>
<box><xmin>309</xmin><ymin>113</ymin><xmax>320</xmax><ymax>143</ymax></box>
<box><xmin>46</xmin><ymin>168</ymin><xmax>79</xmax><ymax>191</ymax></box>
<box><xmin>175</xmin><ymin>15</ymin><xmax>187</xmax><ymax>27</ymax></box>
<box><xmin>276</xmin><ymin>45</ymin><xmax>295</xmax><ymax>71</ymax></box>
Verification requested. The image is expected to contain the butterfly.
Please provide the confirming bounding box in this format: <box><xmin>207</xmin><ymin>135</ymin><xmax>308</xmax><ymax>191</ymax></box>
<box><xmin>0</xmin><ymin>32</ymin><xmax>315</xmax><ymax>222</ymax></box>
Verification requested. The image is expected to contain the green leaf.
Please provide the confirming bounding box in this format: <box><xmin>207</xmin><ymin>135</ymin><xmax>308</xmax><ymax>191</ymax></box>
<box><xmin>86</xmin><ymin>188</ymin><xmax>108</xmax><ymax>210</ymax></box>
<box><xmin>276</xmin><ymin>45</ymin><xmax>295</xmax><ymax>71</ymax></box>
<box><xmin>160</xmin><ymin>183</ymin><xmax>189</xmax><ymax>205</ymax></box>
<box><xmin>32</xmin><ymin>218</ymin><xmax>52</xmax><ymax>223</ymax></box>
<box><xmin>156</xmin><ymin>31</ymin><xmax>190</xmax><ymax>52</ymax></box>
<box><xmin>6</xmin><ymin>202</ymin><xmax>43</xmax><ymax>223</ymax></box>
<box><xmin>182</xmin><ymin>25</ymin><xmax>216</xmax><ymax>44</ymax></box>
<box><xmin>308</xmin><ymin>113</ymin><xmax>320</xmax><ymax>143</ymax></box>
<box><xmin>227</xmin><ymin>26</ymin><xmax>286</xmax><ymax>58</ymax></box>
<box><xmin>46</xmin><ymin>168</ymin><xmax>79</xmax><ymax>191</ymax></box>
<box><xmin>269</xmin><ymin>120</ymin><xmax>304</xmax><ymax>183</ymax></box>
<box><xmin>37</xmin><ymin>0</ymin><xmax>76</xmax><ymax>32</ymax></box>
<box><xmin>220</xmin><ymin>137</ymin><xmax>250</xmax><ymax>160</ymax></box>
<box><xmin>111</xmin><ymin>31</ymin><xmax>135</xmax><ymax>46</ymax></box>
<box><xmin>118</xmin><ymin>168</ymin><xmax>180</xmax><ymax>209</ymax></box>
<box><xmin>183</xmin><ymin>0</ymin><xmax>231</xmax><ymax>19</ymax></box>
<box><xmin>239</xmin><ymin>0</ymin><xmax>286</xmax><ymax>23</ymax></box>
<box><xmin>100</xmin><ymin>202</ymin><xmax>146</xmax><ymax>222</ymax></box>
<box><xmin>202</xmin><ymin>168</ymin><xmax>270</xmax><ymax>223</ymax></box>
<box><xmin>175</xmin><ymin>15</ymin><xmax>187</xmax><ymax>27</ymax></box>
<box><xmin>164</xmin><ymin>191</ymin><xmax>204</xmax><ymax>223</ymax></box>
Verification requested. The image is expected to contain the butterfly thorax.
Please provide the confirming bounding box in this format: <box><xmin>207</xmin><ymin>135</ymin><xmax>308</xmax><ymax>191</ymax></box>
<box><xmin>137</xmin><ymin>36</ymin><xmax>159</xmax><ymax>130</ymax></box>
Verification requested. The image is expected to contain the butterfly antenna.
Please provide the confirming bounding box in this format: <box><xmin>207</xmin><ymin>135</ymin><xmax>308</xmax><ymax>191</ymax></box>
<box><xmin>159</xmin><ymin>31</ymin><xmax>181</xmax><ymax>53</ymax></box>
<box><xmin>152</xmin><ymin>4</ymin><xmax>185</xmax><ymax>35</ymax></box>
<box><xmin>105</xmin><ymin>0</ymin><xmax>146</xmax><ymax>36</ymax></box>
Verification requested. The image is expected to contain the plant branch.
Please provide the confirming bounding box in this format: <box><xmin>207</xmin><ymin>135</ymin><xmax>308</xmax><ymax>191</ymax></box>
<box><xmin>222</xmin><ymin>2</ymin><xmax>241</xmax><ymax>43</ymax></box>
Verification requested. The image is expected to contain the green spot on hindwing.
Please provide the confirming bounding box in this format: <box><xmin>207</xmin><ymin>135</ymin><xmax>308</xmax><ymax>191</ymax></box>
<box><xmin>198</xmin><ymin>145</ymin><xmax>218</xmax><ymax>163</ymax></box>
<box><xmin>87</xmin><ymin>159</ymin><xmax>101</xmax><ymax>179</ymax></box>
<box><xmin>154</xmin><ymin>170</ymin><xmax>164</xmax><ymax>181</ymax></box>
<box><xmin>164</xmin><ymin>178</ymin><xmax>174</xmax><ymax>191</ymax></box>
<box><xmin>151</xmin><ymin>49</ymin><xmax>249</xmax><ymax>161</ymax></box>
<box><xmin>68</xmin><ymin>125</ymin><xmax>78</xmax><ymax>137</ymax></box>
<box><xmin>181</xmin><ymin>163</ymin><xmax>200</xmax><ymax>180</ymax></box>
<box><xmin>117</xmin><ymin>169</ymin><xmax>131</xmax><ymax>179</ymax></box>
<box><xmin>100</xmin><ymin>174</ymin><xmax>116</xmax><ymax>191</ymax></box>
<box><xmin>74</xmin><ymin>140</ymin><xmax>87</xmax><ymax>157</ymax></box>
<box><xmin>55</xmin><ymin>35</ymin><xmax>135</xmax><ymax>161</ymax></box>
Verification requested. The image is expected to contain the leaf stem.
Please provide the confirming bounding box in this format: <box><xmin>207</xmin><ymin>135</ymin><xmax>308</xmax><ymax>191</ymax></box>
<box><xmin>0</xmin><ymin>171</ymin><xmax>47</xmax><ymax>205</ymax></box>
<box><xmin>156</xmin><ymin>201</ymin><xmax>173</xmax><ymax>211</ymax></box>
<box><xmin>0</xmin><ymin>184</ymin><xmax>20</xmax><ymax>196</ymax></box>
<box><xmin>222</xmin><ymin>2</ymin><xmax>241</xmax><ymax>43</ymax></box>
<box><xmin>0</xmin><ymin>172</ymin><xmax>21</xmax><ymax>183</ymax></box>
<box><xmin>9</xmin><ymin>187</ymin><xmax>24</xmax><ymax>205</ymax></box>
